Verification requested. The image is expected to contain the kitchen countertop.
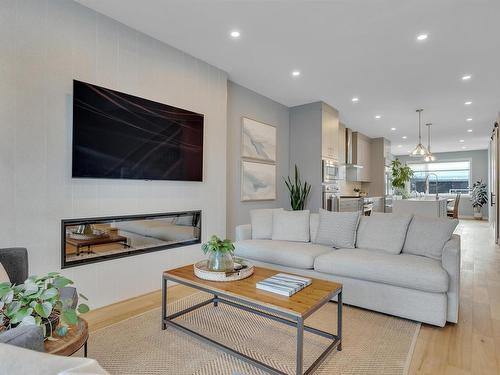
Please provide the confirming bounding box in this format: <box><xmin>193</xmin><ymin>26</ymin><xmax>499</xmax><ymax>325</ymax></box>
<box><xmin>405</xmin><ymin>197</ymin><xmax>449</xmax><ymax>202</ymax></box>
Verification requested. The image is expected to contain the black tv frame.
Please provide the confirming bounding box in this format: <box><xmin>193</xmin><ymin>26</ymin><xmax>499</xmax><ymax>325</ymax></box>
<box><xmin>71</xmin><ymin>80</ymin><xmax>204</xmax><ymax>182</ymax></box>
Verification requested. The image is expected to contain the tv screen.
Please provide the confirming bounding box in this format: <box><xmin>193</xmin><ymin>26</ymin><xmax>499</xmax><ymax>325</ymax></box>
<box><xmin>72</xmin><ymin>80</ymin><xmax>204</xmax><ymax>181</ymax></box>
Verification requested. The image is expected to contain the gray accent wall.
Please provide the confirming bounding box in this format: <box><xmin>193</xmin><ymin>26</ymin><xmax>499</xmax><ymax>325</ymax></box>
<box><xmin>226</xmin><ymin>81</ymin><xmax>290</xmax><ymax>238</ymax></box>
<box><xmin>0</xmin><ymin>0</ymin><xmax>228</xmax><ymax>308</ymax></box>
<box><xmin>397</xmin><ymin>150</ymin><xmax>488</xmax><ymax>218</ymax></box>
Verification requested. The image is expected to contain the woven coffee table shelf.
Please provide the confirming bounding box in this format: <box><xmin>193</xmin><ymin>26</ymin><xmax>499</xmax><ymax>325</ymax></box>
<box><xmin>193</xmin><ymin>260</ymin><xmax>254</xmax><ymax>282</ymax></box>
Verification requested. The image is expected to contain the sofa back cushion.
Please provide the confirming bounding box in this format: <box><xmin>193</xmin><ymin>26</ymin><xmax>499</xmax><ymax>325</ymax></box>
<box><xmin>272</xmin><ymin>210</ymin><xmax>310</xmax><ymax>242</ymax></box>
<box><xmin>314</xmin><ymin>209</ymin><xmax>360</xmax><ymax>248</ymax></box>
<box><xmin>403</xmin><ymin>215</ymin><xmax>459</xmax><ymax>260</ymax></box>
<box><xmin>356</xmin><ymin>213</ymin><xmax>413</xmax><ymax>254</ymax></box>
<box><xmin>310</xmin><ymin>213</ymin><xmax>319</xmax><ymax>242</ymax></box>
<box><xmin>250</xmin><ymin>208</ymin><xmax>283</xmax><ymax>239</ymax></box>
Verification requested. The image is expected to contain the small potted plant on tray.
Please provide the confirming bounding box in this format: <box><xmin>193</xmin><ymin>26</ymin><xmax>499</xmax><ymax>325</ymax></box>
<box><xmin>202</xmin><ymin>235</ymin><xmax>235</xmax><ymax>272</ymax></box>
<box><xmin>0</xmin><ymin>272</ymin><xmax>89</xmax><ymax>338</ymax></box>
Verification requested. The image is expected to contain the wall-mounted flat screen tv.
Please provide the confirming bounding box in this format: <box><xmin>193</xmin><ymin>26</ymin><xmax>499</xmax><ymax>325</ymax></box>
<box><xmin>72</xmin><ymin>80</ymin><xmax>204</xmax><ymax>181</ymax></box>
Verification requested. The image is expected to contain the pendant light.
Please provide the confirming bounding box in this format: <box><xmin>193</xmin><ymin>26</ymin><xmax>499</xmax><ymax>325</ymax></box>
<box><xmin>410</xmin><ymin>109</ymin><xmax>429</xmax><ymax>157</ymax></box>
<box><xmin>424</xmin><ymin>123</ymin><xmax>436</xmax><ymax>162</ymax></box>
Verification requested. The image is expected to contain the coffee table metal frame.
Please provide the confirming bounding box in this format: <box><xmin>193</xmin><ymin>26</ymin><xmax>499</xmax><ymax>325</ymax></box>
<box><xmin>161</xmin><ymin>274</ymin><xmax>342</xmax><ymax>375</ymax></box>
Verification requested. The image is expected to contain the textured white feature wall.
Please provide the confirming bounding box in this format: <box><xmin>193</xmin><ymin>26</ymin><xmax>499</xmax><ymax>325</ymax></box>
<box><xmin>0</xmin><ymin>0</ymin><xmax>228</xmax><ymax>307</ymax></box>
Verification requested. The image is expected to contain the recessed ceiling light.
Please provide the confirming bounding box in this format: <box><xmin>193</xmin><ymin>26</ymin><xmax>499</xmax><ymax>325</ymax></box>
<box><xmin>416</xmin><ymin>33</ymin><xmax>428</xmax><ymax>41</ymax></box>
<box><xmin>467</xmin><ymin>129</ymin><xmax>473</xmax><ymax>133</ymax></box>
<box><xmin>402</xmin><ymin>136</ymin><xmax>408</xmax><ymax>139</ymax></box>
<box><xmin>391</xmin><ymin>127</ymin><xmax>396</xmax><ymax>131</ymax></box>
<box><xmin>464</xmin><ymin>101</ymin><xmax>472</xmax><ymax>105</ymax></box>
<box><xmin>459</xmin><ymin>139</ymin><xmax>465</xmax><ymax>143</ymax></box>
<box><xmin>397</xmin><ymin>145</ymin><xmax>402</xmax><ymax>148</ymax></box>
<box><xmin>466</xmin><ymin>118</ymin><xmax>472</xmax><ymax>122</ymax></box>
<box><xmin>462</xmin><ymin>146</ymin><xmax>467</xmax><ymax>149</ymax></box>
<box><xmin>462</xmin><ymin>75</ymin><xmax>471</xmax><ymax>80</ymax></box>
<box><xmin>375</xmin><ymin>115</ymin><xmax>381</xmax><ymax>119</ymax></box>
<box><xmin>352</xmin><ymin>97</ymin><xmax>359</xmax><ymax>103</ymax></box>
<box><xmin>230</xmin><ymin>30</ymin><xmax>241</xmax><ymax>38</ymax></box>
<box><xmin>292</xmin><ymin>70</ymin><xmax>301</xmax><ymax>77</ymax></box>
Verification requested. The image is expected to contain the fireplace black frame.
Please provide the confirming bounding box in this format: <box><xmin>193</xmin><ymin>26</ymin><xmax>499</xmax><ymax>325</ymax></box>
<box><xmin>61</xmin><ymin>210</ymin><xmax>202</xmax><ymax>269</ymax></box>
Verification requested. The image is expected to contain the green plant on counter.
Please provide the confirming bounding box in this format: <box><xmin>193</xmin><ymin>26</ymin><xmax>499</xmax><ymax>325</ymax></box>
<box><xmin>284</xmin><ymin>165</ymin><xmax>312</xmax><ymax>210</ymax></box>
<box><xmin>0</xmin><ymin>273</ymin><xmax>89</xmax><ymax>338</ymax></box>
<box><xmin>391</xmin><ymin>159</ymin><xmax>413</xmax><ymax>196</ymax></box>
<box><xmin>201</xmin><ymin>235</ymin><xmax>235</xmax><ymax>255</ymax></box>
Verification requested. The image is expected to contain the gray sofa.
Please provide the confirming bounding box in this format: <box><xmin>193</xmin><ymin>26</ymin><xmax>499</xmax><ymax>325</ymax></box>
<box><xmin>235</xmin><ymin>211</ymin><xmax>460</xmax><ymax>327</ymax></box>
<box><xmin>0</xmin><ymin>247</ymin><xmax>78</xmax><ymax>351</ymax></box>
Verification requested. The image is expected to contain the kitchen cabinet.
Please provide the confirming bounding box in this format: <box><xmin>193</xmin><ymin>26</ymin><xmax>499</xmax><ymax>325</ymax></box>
<box><xmin>321</xmin><ymin>104</ymin><xmax>340</xmax><ymax>161</ymax></box>
<box><xmin>347</xmin><ymin>132</ymin><xmax>371</xmax><ymax>182</ymax></box>
<box><xmin>372</xmin><ymin>197</ymin><xmax>384</xmax><ymax>212</ymax></box>
<box><xmin>338</xmin><ymin>123</ymin><xmax>346</xmax><ymax>164</ymax></box>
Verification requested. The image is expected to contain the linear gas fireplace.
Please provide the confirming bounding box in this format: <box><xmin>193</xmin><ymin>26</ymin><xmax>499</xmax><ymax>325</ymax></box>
<box><xmin>61</xmin><ymin>211</ymin><xmax>201</xmax><ymax>268</ymax></box>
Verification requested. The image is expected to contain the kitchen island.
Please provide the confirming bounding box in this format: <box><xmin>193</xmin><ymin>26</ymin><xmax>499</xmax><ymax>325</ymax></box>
<box><xmin>392</xmin><ymin>197</ymin><xmax>448</xmax><ymax>218</ymax></box>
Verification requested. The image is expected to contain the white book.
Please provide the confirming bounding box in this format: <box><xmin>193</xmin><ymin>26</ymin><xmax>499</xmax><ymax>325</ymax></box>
<box><xmin>256</xmin><ymin>273</ymin><xmax>312</xmax><ymax>297</ymax></box>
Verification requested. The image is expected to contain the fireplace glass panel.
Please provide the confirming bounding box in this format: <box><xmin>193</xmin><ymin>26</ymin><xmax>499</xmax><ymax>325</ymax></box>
<box><xmin>62</xmin><ymin>211</ymin><xmax>201</xmax><ymax>268</ymax></box>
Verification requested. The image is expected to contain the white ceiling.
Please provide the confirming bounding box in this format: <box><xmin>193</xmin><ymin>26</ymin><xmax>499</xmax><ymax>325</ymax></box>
<box><xmin>77</xmin><ymin>0</ymin><xmax>500</xmax><ymax>155</ymax></box>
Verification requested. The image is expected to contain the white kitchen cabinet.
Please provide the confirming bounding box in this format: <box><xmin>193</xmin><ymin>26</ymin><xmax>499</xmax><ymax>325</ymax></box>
<box><xmin>338</xmin><ymin>123</ymin><xmax>346</xmax><ymax>164</ymax></box>
<box><xmin>348</xmin><ymin>132</ymin><xmax>371</xmax><ymax>182</ymax></box>
<box><xmin>321</xmin><ymin>104</ymin><xmax>340</xmax><ymax>161</ymax></box>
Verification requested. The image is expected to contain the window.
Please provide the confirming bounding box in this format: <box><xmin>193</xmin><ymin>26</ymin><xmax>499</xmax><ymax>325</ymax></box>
<box><xmin>408</xmin><ymin>160</ymin><xmax>471</xmax><ymax>194</ymax></box>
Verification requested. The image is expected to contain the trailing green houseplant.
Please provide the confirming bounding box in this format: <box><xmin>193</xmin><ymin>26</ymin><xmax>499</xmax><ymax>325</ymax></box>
<box><xmin>0</xmin><ymin>272</ymin><xmax>89</xmax><ymax>338</ymax></box>
<box><xmin>470</xmin><ymin>179</ymin><xmax>487</xmax><ymax>219</ymax></box>
<box><xmin>202</xmin><ymin>235</ymin><xmax>235</xmax><ymax>272</ymax></box>
<box><xmin>284</xmin><ymin>165</ymin><xmax>312</xmax><ymax>210</ymax></box>
<box><xmin>391</xmin><ymin>159</ymin><xmax>413</xmax><ymax>199</ymax></box>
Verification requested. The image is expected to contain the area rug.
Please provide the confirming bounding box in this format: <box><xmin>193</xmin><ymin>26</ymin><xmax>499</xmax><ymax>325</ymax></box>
<box><xmin>87</xmin><ymin>292</ymin><xmax>420</xmax><ymax>375</ymax></box>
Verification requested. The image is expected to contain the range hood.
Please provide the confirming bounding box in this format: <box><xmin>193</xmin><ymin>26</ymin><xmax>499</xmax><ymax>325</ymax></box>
<box><xmin>344</xmin><ymin>128</ymin><xmax>364</xmax><ymax>168</ymax></box>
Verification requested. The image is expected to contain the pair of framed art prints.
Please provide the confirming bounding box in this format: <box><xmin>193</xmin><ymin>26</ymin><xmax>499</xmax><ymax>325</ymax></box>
<box><xmin>240</xmin><ymin>117</ymin><xmax>277</xmax><ymax>202</ymax></box>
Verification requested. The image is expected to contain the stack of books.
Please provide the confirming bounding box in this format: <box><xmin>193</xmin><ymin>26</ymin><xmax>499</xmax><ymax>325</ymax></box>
<box><xmin>256</xmin><ymin>273</ymin><xmax>312</xmax><ymax>297</ymax></box>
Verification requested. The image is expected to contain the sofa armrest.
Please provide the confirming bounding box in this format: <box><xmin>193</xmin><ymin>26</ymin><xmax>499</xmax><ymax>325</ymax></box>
<box><xmin>442</xmin><ymin>234</ymin><xmax>460</xmax><ymax>323</ymax></box>
<box><xmin>235</xmin><ymin>224</ymin><xmax>252</xmax><ymax>241</ymax></box>
<box><xmin>0</xmin><ymin>247</ymin><xmax>28</xmax><ymax>285</ymax></box>
<box><xmin>0</xmin><ymin>325</ymin><xmax>44</xmax><ymax>352</ymax></box>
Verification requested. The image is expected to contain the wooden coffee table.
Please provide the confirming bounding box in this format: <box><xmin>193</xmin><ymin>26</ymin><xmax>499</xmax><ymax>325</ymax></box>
<box><xmin>44</xmin><ymin>318</ymin><xmax>89</xmax><ymax>357</ymax></box>
<box><xmin>162</xmin><ymin>265</ymin><xmax>342</xmax><ymax>375</ymax></box>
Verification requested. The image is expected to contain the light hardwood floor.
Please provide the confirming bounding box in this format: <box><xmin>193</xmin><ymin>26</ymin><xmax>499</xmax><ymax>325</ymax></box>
<box><xmin>82</xmin><ymin>219</ymin><xmax>500</xmax><ymax>374</ymax></box>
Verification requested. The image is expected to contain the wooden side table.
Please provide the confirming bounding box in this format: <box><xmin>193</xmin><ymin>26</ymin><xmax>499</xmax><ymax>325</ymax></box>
<box><xmin>44</xmin><ymin>318</ymin><xmax>89</xmax><ymax>357</ymax></box>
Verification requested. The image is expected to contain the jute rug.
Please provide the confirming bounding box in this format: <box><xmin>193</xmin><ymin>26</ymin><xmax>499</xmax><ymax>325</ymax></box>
<box><xmin>87</xmin><ymin>292</ymin><xmax>420</xmax><ymax>375</ymax></box>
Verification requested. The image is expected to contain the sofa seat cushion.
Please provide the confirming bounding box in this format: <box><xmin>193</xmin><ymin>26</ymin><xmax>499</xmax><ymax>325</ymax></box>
<box><xmin>313</xmin><ymin>248</ymin><xmax>448</xmax><ymax>293</ymax></box>
<box><xmin>234</xmin><ymin>240</ymin><xmax>331</xmax><ymax>269</ymax></box>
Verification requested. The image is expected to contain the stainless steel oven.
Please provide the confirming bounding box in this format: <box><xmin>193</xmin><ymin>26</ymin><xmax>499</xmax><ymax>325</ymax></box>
<box><xmin>322</xmin><ymin>159</ymin><xmax>343</xmax><ymax>182</ymax></box>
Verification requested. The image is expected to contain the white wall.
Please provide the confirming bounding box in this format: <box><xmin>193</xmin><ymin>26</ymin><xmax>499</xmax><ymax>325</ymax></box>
<box><xmin>0</xmin><ymin>0</ymin><xmax>228</xmax><ymax>308</ymax></box>
<box><xmin>226</xmin><ymin>81</ymin><xmax>290</xmax><ymax>238</ymax></box>
<box><xmin>397</xmin><ymin>150</ymin><xmax>489</xmax><ymax>219</ymax></box>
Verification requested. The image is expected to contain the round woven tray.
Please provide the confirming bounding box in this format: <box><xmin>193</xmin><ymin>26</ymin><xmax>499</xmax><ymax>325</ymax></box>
<box><xmin>193</xmin><ymin>260</ymin><xmax>254</xmax><ymax>282</ymax></box>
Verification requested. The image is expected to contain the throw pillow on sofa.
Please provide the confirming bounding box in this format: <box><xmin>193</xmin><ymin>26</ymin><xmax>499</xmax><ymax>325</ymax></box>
<box><xmin>403</xmin><ymin>215</ymin><xmax>459</xmax><ymax>260</ymax></box>
<box><xmin>250</xmin><ymin>208</ymin><xmax>284</xmax><ymax>239</ymax></box>
<box><xmin>314</xmin><ymin>209</ymin><xmax>360</xmax><ymax>248</ymax></box>
<box><xmin>272</xmin><ymin>210</ymin><xmax>310</xmax><ymax>242</ymax></box>
<box><xmin>356</xmin><ymin>213</ymin><xmax>413</xmax><ymax>254</ymax></box>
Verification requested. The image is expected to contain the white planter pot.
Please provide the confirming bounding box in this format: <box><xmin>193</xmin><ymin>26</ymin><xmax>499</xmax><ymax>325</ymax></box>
<box><xmin>473</xmin><ymin>207</ymin><xmax>483</xmax><ymax>220</ymax></box>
